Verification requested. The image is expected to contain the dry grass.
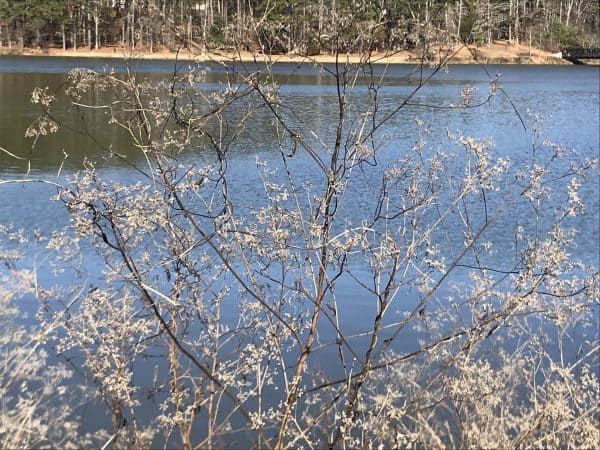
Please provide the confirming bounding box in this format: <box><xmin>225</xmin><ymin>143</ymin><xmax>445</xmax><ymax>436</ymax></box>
<box><xmin>4</xmin><ymin>40</ymin><xmax>572</xmax><ymax>65</ymax></box>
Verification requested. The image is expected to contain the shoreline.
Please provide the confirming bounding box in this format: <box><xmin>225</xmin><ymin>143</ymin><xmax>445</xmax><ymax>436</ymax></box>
<box><xmin>0</xmin><ymin>41</ymin><xmax>578</xmax><ymax>65</ymax></box>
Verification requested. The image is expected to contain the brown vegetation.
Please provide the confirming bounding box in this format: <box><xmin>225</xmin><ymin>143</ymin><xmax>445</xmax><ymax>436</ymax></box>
<box><xmin>4</xmin><ymin>40</ymin><xmax>572</xmax><ymax>65</ymax></box>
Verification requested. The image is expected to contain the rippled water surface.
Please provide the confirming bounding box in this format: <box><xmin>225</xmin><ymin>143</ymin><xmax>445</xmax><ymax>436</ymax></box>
<box><xmin>2</xmin><ymin>56</ymin><xmax>598</xmax><ymax>258</ymax></box>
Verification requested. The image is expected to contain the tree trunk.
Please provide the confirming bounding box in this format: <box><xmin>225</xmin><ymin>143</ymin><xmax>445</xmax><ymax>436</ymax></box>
<box><xmin>95</xmin><ymin>14</ymin><xmax>100</xmax><ymax>49</ymax></box>
<box><xmin>130</xmin><ymin>0</ymin><xmax>136</xmax><ymax>49</ymax></box>
<box><xmin>188</xmin><ymin>13</ymin><xmax>192</xmax><ymax>47</ymax></box>
<box><xmin>17</xmin><ymin>31</ymin><xmax>24</xmax><ymax>52</ymax></box>
<box><xmin>457</xmin><ymin>0</ymin><xmax>463</xmax><ymax>41</ymax></box>
<box><xmin>565</xmin><ymin>0</ymin><xmax>575</xmax><ymax>26</ymax></box>
<box><xmin>514</xmin><ymin>0</ymin><xmax>519</xmax><ymax>44</ymax></box>
<box><xmin>486</xmin><ymin>0</ymin><xmax>492</xmax><ymax>46</ymax></box>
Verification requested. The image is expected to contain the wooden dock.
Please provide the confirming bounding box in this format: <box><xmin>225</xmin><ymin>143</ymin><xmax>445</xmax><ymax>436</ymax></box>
<box><xmin>562</xmin><ymin>48</ymin><xmax>600</xmax><ymax>63</ymax></box>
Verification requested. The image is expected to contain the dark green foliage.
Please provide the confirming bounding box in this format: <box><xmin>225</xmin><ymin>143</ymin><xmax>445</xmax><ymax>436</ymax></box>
<box><xmin>0</xmin><ymin>0</ymin><xmax>597</xmax><ymax>52</ymax></box>
<box><xmin>460</xmin><ymin>0</ymin><xmax>485</xmax><ymax>44</ymax></box>
<box><xmin>0</xmin><ymin>0</ymin><xmax>61</xmax><ymax>47</ymax></box>
<box><xmin>550</xmin><ymin>18</ymin><xmax>583</xmax><ymax>48</ymax></box>
<box><xmin>305</xmin><ymin>39</ymin><xmax>321</xmax><ymax>56</ymax></box>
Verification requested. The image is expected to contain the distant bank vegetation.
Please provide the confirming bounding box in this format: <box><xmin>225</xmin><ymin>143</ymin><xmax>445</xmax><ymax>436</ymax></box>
<box><xmin>0</xmin><ymin>0</ymin><xmax>598</xmax><ymax>56</ymax></box>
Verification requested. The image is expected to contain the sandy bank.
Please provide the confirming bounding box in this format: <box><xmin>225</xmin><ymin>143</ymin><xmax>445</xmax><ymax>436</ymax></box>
<box><xmin>1</xmin><ymin>40</ymin><xmax>575</xmax><ymax>66</ymax></box>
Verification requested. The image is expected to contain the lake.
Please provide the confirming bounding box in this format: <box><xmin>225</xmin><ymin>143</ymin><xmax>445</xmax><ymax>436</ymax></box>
<box><xmin>0</xmin><ymin>56</ymin><xmax>598</xmax><ymax>447</ymax></box>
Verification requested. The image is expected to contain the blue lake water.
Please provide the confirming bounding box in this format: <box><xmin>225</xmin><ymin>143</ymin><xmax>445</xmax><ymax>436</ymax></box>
<box><xmin>0</xmin><ymin>56</ymin><xmax>598</xmax><ymax>446</ymax></box>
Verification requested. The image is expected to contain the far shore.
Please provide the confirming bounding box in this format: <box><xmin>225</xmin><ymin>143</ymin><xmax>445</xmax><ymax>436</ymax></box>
<box><xmin>1</xmin><ymin>40</ymin><xmax>584</xmax><ymax>65</ymax></box>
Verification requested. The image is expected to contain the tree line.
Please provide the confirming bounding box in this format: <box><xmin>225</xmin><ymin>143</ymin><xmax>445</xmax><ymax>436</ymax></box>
<box><xmin>0</xmin><ymin>0</ymin><xmax>598</xmax><ymax>55</ymax></box>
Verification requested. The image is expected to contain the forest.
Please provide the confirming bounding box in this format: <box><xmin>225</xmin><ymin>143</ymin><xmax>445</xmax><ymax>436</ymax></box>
<box><xmin>0</xmin><ymin>0</ymin><xmax>598</xmax><ymax>56</ymax></box>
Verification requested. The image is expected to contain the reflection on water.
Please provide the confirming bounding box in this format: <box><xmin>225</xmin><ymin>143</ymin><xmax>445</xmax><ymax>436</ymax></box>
<box><xmin>2</xmin><ymin>58</ymin><xmax>598</xmax><ymax>168</ymax></box>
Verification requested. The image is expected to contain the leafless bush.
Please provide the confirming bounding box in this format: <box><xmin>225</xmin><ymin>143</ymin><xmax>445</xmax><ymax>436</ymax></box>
<box><xmin>1</xmin><ymin>48</ymin><xmax>598</xmax><ymax>449</ymax></box>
